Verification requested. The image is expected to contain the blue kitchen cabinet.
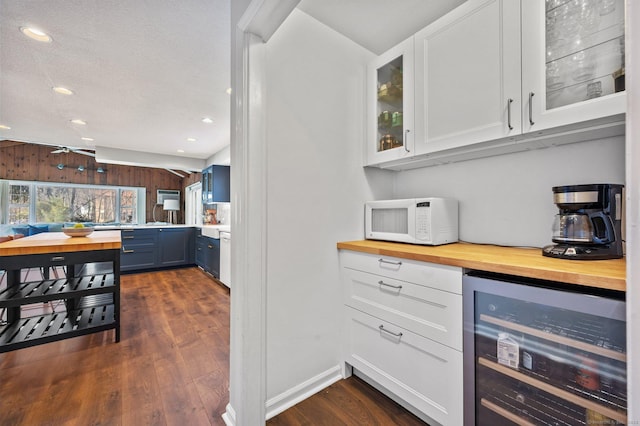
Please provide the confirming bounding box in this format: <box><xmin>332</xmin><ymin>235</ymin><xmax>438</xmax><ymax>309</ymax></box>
<box><xmin>120</xmin><ymin>228</ymin><xmax>157</xmax><ymax>272</ymax></box>
<box><xmin>205</xmin><ymin>237</ymin><xmax>221</xmax><ymax>278</ymax></box>
<box><xmin>121</xmin><ymin>227</ymin><xmax>195</xmax><ymax>272</ymax></box>
<box><xmin>195</xmin><ymin>229</ymin><xmax>220</xmax><ymax>278</ymax></box>
<box><xmin>202</xmin><ymin>165</ymin><xmax>230</xmax><ymax>203</ymax></box>
<box><xmin>158</xmin><ymin>227</ymin><xmax>194</xmax><ymax>267</ymax></box>
<box><xmin>195</xmin><ymin>229</ymin><xmax>207</xmax><ymax>268</ymax></box>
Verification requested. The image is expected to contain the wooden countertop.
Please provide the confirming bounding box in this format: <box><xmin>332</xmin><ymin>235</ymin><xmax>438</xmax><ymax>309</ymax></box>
<box><xmin>0</xmin><ymin>230</ymin><xmax>122</xmax><ymax>256</ymax></box>
<box><xmin>337</xmin><ymin>240</ymin><xmax>626</xmax><ymax>292</ymax></box>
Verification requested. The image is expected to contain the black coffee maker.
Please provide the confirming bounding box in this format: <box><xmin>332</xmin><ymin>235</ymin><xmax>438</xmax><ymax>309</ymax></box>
<box><xmin>542</xmin><ymin>183</ymin><xmax>624</xmax><ymax>260</ymax></box>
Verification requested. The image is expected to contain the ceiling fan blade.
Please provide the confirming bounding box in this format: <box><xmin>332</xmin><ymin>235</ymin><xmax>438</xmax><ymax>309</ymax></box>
<box><xmin>72</xmin><ymin>149</ymin><xmax>96</xmax><ymax>158</ymax></box>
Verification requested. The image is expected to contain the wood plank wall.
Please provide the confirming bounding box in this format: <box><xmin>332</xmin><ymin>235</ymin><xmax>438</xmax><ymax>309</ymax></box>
<box><xmin>0</xmin><ymin>141</ymin><xmax>203</xmax><ymax>224</ymax></box>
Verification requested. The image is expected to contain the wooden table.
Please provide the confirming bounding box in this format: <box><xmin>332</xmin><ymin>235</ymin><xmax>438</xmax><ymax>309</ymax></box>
<box><xmin>0</xmin><ymin>231</ymin><xmax>122</xmax><ymax>352</ymax></box>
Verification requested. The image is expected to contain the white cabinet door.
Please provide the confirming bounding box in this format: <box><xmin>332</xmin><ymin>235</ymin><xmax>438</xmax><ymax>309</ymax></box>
<box><xmin>521</xmin><ymin>0</ymin><xmax>626</xmax><ymax>133</ymax></box>
<box><xmin>366</xmin><ymin>37</ymin><xmax>415</xmax><ymax>166</ymax></box>
<box><xmin>414</xmin><ymin>0</ymin><xmax>521</xmax><ymax>155</ymax></box>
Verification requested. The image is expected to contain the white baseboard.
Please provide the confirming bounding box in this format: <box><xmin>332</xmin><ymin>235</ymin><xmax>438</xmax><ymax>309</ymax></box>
<box><xmin>265</xmin><ymin>364</ymin><xmax>344</xmax><ymax>420</ymax></box>
<box><xmin>222</xmin><ymin>403</ymin><xmax>236</xmax><ymax>426</ymax></box>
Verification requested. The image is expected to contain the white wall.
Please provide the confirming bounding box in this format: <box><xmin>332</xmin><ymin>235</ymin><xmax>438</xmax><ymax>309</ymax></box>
<box><xmin>263</xmin><ymin>8</ymin><xmax>392</xmax><ymax>406</ymax></box>
<box><xmin>393</xmin><ymin>136</ymin><xmax>625</xmax><ymax>247</ymax></box>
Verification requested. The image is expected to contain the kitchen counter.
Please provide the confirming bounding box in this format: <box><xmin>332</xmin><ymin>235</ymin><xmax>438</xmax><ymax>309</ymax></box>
<box><xmin>337</xmin><ymin>240</ymin><xmax>625</xmax><ymax>292</ymax></box>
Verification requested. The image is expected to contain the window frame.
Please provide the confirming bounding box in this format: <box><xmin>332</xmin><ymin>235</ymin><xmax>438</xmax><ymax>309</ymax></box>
<box><xmin>1</xmin><ymin>180</ymin><xmax>146</xmax><ymax>225</ymax></box>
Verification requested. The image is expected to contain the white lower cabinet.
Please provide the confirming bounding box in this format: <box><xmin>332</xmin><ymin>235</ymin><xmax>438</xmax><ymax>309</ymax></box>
<box><xmin>340</xmin><ymin>250</ymin><xmax>463</xmax><ymax>425</ymax></box>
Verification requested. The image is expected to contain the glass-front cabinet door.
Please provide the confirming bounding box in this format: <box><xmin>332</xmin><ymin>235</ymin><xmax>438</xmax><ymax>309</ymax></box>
<box><xmin>366</xmin><ymin>37</ymin><xmax>414</xmax><ymax>166</ymax></box>
<box><xmin>521</xmin><ymin>0</ymin><xmax>625</xmax><ymax>133</ymax></box>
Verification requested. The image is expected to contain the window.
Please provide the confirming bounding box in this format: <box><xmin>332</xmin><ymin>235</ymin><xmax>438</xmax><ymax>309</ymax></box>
<box><xmin>3</xmin><ymin>181</ymin><xmax>144</xmax><ymax>225</ymax></box>
<box><xmin>8</xmin><ymin>184</ymin><xmax>30</xmax><ymax>224</ymax></box>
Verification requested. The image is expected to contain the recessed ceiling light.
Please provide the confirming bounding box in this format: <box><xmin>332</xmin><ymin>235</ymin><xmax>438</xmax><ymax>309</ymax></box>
<box><xmin>226</xmin><ymin>88</ymin><xmax>232</xmax><ymax>95</ymax></box>
<box><xmin>53</xmin><ymin>86</ymin><xmax>74</xmax><ymax>95</ymax></box>
<box><xmin>20</xmin><ymin>26</ymin><xmax>52</xmax><ymax>43</ymax></box>
<box><xmin>0</xmin><ymin>124</ymin><xmax>11</xmax><ymax>130</ymax></box>
<box><xmin>202</xmin><ymin>117</ymin><xmax>213</xmax><ymax>124</ymax></box>
<box><xmin>70</xmin><ymin>119</ymin><xmax>86</xmax><ymax>125</ymax></box>
<box><xmin>81</xmin><ymin>137</ymin><xmax>94</xmax><ymax>141</ymax></box>
<box><xmin>187</xmin><ymin>138</ymin><xmax>196</xmax><ymax>142</ymax></box>
<box><xmin>177</xmin><ymin>149</ymin><xmax>185</xmax><ymax>153</ymax></box>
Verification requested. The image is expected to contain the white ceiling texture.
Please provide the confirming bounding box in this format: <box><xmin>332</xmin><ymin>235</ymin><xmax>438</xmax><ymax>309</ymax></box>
<box><xmin>0</xmin><ymin>0</ymin><xmax>463</xmax><ymax>170</ymax></box>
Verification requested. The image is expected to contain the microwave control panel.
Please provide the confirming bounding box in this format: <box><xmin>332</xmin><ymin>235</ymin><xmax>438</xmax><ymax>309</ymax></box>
<box><xmin>415</xmin><ymin>203</ymin><xmax>431</xmax><ymax>241</ymax></box>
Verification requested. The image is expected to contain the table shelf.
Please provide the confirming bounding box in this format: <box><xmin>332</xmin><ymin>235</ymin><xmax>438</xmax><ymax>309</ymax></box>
<box><xmin>0</xmin><ymin>304</ymin><xmax>116</xmax><ymax>353</ymax></box>
<box><xmin>0</xmin><ymin>274</ymin><xmax>115</xmax><ymax>307</ymax></box>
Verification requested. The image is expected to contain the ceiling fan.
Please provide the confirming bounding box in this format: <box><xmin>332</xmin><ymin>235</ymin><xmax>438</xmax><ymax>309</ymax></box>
<box><xmin>51</xmin><ymin>146</ymin><xmax>96</xmax><ymax>157</ymax></box>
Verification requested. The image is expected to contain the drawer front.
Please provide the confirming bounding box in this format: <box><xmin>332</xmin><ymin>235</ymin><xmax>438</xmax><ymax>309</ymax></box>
<box><xmin>120</xmin><ymin>244</ymin><xmax>156</xmax><ymax>271</ymax></box>
<box><xmin>343</xmin><ymin>268</ymin><xmax>462</xmax><ymax>350</ymax></box>
<box><xmin>120</xmin><ymin>228</ymin><xmax>157</xmax><ymax>244</ymax></box>
<box><xmin>345</xmin><ymin>307</ymin><xmax>463</xmax><ymax>426</ymax></box>
<box><xmin>340</xmin><ymin>250</ymin><xmax>462</xmax><ymax>294</ymax></box>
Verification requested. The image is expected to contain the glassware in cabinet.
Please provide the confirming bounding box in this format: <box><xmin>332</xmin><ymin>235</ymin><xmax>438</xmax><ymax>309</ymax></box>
<box><xmin>544</xmin><ymin>0</ymin><xmax>625</xmax><ymax>110</ymax></box>
<box><xmin>376</xmin><ymin>55</ymin><xmax>405</xmax><ymax>152</ymax></box>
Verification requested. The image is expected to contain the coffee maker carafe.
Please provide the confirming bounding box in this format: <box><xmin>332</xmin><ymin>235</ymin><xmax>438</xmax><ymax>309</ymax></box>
<box><xmin>542</xmin><ymin>184</ymin><xmax>624</xmax><ymax>260</ymax></box>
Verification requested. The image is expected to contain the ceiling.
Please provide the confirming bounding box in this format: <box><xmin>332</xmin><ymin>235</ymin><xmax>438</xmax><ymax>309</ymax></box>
<box><xmin>0</xmin><ymin>0</ymin><xmax>231</xmax><ymax>170</ymax></box>
<box><xmin>0</xmin><ymin>0</ymin><xmax>463</xmax><ymax>171</ymax></box>
<box><xmin>298</xmin><ymin>0</ymin><xmax>466</xmax><ymax>55</ymax></box>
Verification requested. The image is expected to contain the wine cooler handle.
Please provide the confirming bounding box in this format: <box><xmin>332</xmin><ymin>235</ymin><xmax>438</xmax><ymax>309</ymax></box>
<box><xmin>379</xmin><ymin>325</ymin><xmax>403</xmax><ymax>338</ymax></box>
<box><xmin>404</xmin><ymin>129</ymin><xmax>410</xmax><ymax>153</ymax></box>
<box><xmin>528</xmin><ymin>92</ymin><xmax>535</xmax><ymax>126</ymax></box>
<box><xmin>378</xmin><ymin>280</ymin><xmax>403</xmax><ymax>290</ymax></box>
<box><xmin>507</xmin><ymin>98</ymin><xmax>514</xmax><ymax>130</ymax></box>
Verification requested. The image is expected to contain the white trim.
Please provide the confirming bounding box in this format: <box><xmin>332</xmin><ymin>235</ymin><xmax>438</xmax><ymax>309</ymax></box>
<box><xmin>265</xmin><ymin>365</ymin><xmax>344</xmax><ymax>420</ymax></box>
<box><xmin>222</xmin><ymin>403</ymin><xmax>236</xmax><ymax>426</ymax></box>
<box><xmin>237</xmin><ymin>0</ymin><xmax>300</xmax><ymax>42</ymax></box>
<box><xmin>626</xmin><ymin>0</ymin><xmax>639</xmax><ymax>420</ymax></box>
<box><xmin>225</xmin><ymin>30</ymin><xmax>268</xmax><ymax>426</ymax></box>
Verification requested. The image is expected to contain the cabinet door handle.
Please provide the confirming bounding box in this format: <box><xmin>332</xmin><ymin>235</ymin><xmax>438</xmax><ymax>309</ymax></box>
<box><xmin>528</xmin><ymin>92</ymin><xmax>535</xmax><ymax>126</ymax></box>
<box><xmin>123</xmin><ymin>236</ymin><xmax>134</xmax><ymax>239</ymax></box>
<box><xmin>122</xmin><ymin>229</ymin><xmax>134</xmax><ymax>232</ymax></box>
<box><xmin>379</xmin><ymin>325</ymin><xmax>403</xmax><ymax>338</ymax></box>
<box><xmin>404</xmin><ymin>129</ymin><xmax>410</xmax><ymax>153</ymax></box>
<box><xmin>378</xmin><ymin>280</ymin><xmax>402</xmax><ymax>290</ymax></box>
<box><xmin>378</xmin><ymin>258</ymin><xmax>402</xmax><ymax>266</ymax></box>
<box><xmin>122</xmin><ymin>248</ymin><xmax>134</xmax><ymax>254</ymax></box>
<box><xmin>507</xmin><ymin>98</ymin><xmax>514</xmax><ymax>130</ymax></box>
<box><xmin>51</xmin><ymin>256</ymin><xmax>65</xmax><ymax>262</ymax></box>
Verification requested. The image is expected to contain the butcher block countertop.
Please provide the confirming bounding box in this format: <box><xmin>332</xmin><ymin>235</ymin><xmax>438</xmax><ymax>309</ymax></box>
<box><xmin>0</xmin><ymin>230</ymin><xmax>122</xmax><ymax>256</ymax></box>
<box><xmin>337</xmin><ymin>240</ymin><xmax>626</xmax><ymax>292</ymax></box>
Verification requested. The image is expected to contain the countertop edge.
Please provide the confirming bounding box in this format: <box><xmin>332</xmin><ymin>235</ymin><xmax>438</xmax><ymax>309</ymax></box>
<box><xmin>337</xmin><ymin>240</ymin><xmax>626</xmax><ymax>292</ymax></box>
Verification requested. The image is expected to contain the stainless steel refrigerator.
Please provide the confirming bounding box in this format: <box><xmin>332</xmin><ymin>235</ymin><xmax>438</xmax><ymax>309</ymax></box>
<box><xmin>463</xmin><ymin>272</ymin><xmax>626</xmax><ymax>425</ymax></box>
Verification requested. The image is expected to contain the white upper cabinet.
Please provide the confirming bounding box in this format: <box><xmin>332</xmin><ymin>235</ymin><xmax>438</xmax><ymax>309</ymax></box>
<box><xmin>521</xmin><ymin>0</ymin><xmax>626</xmax><ymax>133</ymax></box>
<box><xmin>366</xmin><ymin>37</ymin><xmax>415</xmax><ymax>166</ymax></box>
<box><xmin>366</xmin><ymin>0</ymin><xmax>626</xmax><ymax>169</ymax></box>
<box><xmin>414</xmin><ymin>0</ymin><xmax>521</xmax><ymax>155</ymax></box>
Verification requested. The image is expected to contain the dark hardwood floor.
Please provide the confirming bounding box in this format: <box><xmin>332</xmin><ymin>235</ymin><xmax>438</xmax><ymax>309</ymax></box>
<box><xmin>0</xmin><ymin>267</ymin><xmax>426</xmax><ymax>425</ymax></box>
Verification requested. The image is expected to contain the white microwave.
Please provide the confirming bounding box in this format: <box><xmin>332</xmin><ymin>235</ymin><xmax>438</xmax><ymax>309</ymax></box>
<box><xmin>365</xmin><ymin>198</ymin><xmax>458</xmax><ymax>245</ymax></box>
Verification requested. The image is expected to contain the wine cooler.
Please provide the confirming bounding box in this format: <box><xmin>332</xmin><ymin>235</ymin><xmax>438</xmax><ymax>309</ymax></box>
<box><xmin>463</xmin><ymin>272</ymin><xmax>626</xmax><ymax>425</ymax></box>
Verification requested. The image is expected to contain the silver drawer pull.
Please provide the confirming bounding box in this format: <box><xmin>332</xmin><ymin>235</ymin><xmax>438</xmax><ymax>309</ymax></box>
<box><xmin>378</xmin><ymin>280</ymin><xmax>402</xmax><ymax>290</ymax></box>
<box><xmin>51</xmin><ymin>256</ymin><xmax>65</xmax><ymax>262</ymax></box>
<box><xmin>122</xmin><ymin>248</ymin><xmax>134</xmax><ymax>254</ymax></box>
<box><xmin>379</xmin><ymin>325</ymin><xmax>403</xmax><ymax>338</ymax></box>
<box><xmin>122</xmin><ymin>229</ymin><xmax>134</xmax><ymax>232</ymax></box>
<box><xmin>123</xmin><ymin>236</ymin><xmax>135</xmax><ymax>239</ymax></box>
<box><xmin>378</xmin><ymin>258</ymin><xmax>401</xmax><ymax>266</ymax></box>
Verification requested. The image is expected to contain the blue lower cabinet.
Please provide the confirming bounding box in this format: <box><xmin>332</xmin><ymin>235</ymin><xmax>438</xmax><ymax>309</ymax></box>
<box><xmin>120</xmin><ymin>227</ymin><xmax>195</xmax><ymax>272</ymax></box>
<box><xmin>195</xmin><ymin>230</ymin><xmax>220</xmax><ymax>278</ymax></box>
<box><xmin>205</xmin><ymin>238</ymin><xmax>220</xmax><ymax>278</ymax></box>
